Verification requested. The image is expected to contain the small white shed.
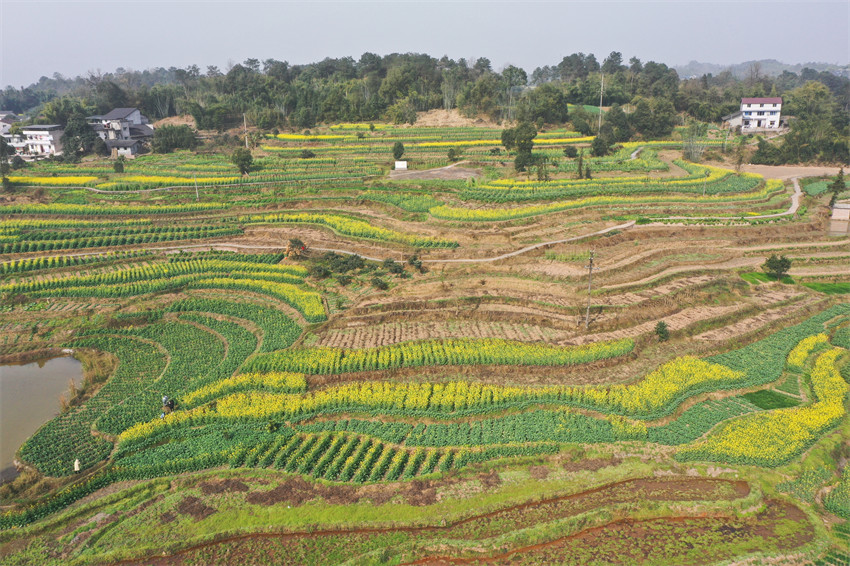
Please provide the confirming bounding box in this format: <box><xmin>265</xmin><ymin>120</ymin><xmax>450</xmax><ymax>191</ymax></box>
<box><xmin>394</xmin><ymin>161</ymin><xmax>408</xmax><ymax>170</ymax></box>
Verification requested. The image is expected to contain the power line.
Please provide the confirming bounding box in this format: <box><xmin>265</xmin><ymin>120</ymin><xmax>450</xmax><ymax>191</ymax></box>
<box><xmin>597</xmin><ymin>74</ymin><xmax>604</xmax><ymax>134</ymax></box>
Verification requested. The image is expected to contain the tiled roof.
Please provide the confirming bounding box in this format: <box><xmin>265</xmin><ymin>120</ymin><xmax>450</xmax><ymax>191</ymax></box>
<box><xmin>101</xmin><ymin>108</ymin><xmax>138</xmax><ymax>120</ymax></box>
<box><xmin>741</xmin><ymin>97</ymin><xmax>782</xmax><ymax>104</ymax></box>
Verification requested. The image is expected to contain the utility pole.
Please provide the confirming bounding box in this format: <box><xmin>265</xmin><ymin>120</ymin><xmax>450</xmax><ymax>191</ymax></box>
<box><xmin>194</xmin><ymin>175</ymin><xmax>199</xmax><ymax>202</ymax></box>
<box><xmin>243</xmin><ymin>113</ymin><xmax>249</xmax><ymax>149</ymax></box>
<box><xmin>584</xmin><ymin>250</ymin><xmax>595</xmax><ymax>330</ymax></box>
<box><xmin>597</xmin><ymin>74</ymin><xmax>604</xmax><ymax>134</ymax></box>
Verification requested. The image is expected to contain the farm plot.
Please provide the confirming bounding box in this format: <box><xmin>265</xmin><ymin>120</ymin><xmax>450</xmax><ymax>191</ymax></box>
<box><xmin>1</xmin><ymin>122</ymin><xmax>847</xmax><ymax>565</ymax></box>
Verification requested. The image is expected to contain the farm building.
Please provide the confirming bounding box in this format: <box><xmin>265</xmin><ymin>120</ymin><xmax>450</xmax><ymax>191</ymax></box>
<box><xmin>723</xmin><ymin>97</ymin><xmax>783</xmax><ymax>131</ymax></box>
<box><xmin>19</xmin><ymin>125</ymin><xmax>64</xmax><ymax>157</ymax></box>
<box><xmin>88</xmin><ymin>107</ymin><xmax>154</xmax><ymax>147</ymax></box>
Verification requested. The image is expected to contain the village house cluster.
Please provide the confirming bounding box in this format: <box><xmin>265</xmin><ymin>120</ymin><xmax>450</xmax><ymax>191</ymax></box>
<box><xmin>0</xmin><ymin>107</ymin><xmax>154</xmax><ymax>160</ymax></box>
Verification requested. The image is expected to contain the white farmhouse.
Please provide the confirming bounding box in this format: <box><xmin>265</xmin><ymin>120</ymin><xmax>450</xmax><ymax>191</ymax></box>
<box><xmin>21</xmin><ymin>125</ymin><xmax>65</xmax><ymax>157</ymax></box>
<box><xmin>722</xmin><ymin>97</ymin><xmax>782</xmax><ymax>131</ymax></box>
<box><xmin>741</xmin><ymin>97</ymin><xmax>782</xmax><ymax>131</ymax></box>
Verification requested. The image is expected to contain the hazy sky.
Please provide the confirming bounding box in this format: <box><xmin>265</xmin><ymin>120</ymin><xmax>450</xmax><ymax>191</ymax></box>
<box><xmin>1</xmin><ymin>0</ymin><xmax>848</xmax><ymax>88</ymax></box>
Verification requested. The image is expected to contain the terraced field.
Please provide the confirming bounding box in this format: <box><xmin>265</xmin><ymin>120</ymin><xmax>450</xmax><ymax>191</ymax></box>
<box><xmin>0</xmin><ymin>123</ymin><xmax>848</xmax><ymax>565</ymax></box>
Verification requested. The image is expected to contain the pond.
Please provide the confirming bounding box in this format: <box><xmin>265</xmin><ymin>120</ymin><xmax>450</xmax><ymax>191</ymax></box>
<box><xmin>0</xmin><ymin>356</ymin><xmax>83</xmax><ymax>482</ymax></box>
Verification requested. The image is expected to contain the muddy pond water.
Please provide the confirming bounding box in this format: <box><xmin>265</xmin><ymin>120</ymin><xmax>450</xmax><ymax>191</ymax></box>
<box><xmin>0</xmin><ymin>356</ymin><xmax>83</xmax><ymax>482</ymax></box>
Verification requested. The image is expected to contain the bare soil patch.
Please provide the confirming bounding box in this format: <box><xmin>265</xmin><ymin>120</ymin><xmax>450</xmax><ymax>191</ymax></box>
<box><xmin>176</xmin><ymin>496</ymin><xmax>215</xmax><ymax>521</ymax></box>
<box><xmin>741</xmin><ymin>164</ymin><xmax>842</xmax><ymax>181</ymax></box>
<box><xmin>477</xmin><ymin>470</ymin><xmax>502</xmax><ymax>489</ymax></box>
<box><xmin>198</xmin><ymin>478</ymin><xmax>249</xmax><ymax>495</ymax></box>
<box><xmin>389</xmin><ymin>163</ymin><xmax>482</xmax><ymax>181</ymax></box>
<box><xmin>528</xmin><ymin>465</ymin><xmax>551</xmax><ymax>480</ymax></box>
<box><xmin>152</xmin><ymin>115</ymin><xmax>196</xmax><ymax>129</ymax></box>
<box><xmin>414</xmin><ymin>109</ymin><xmax>499</xmax><ymax>128</ymax></box>
<box><xmin>244</xmin><ymin>475</ymin><xmax>448</xmax><ymax>508</ymax></box>
<box><xmin>561</xmin><ymin>457</ymin><xmax>621</xmax><ymax>472</ymax></box>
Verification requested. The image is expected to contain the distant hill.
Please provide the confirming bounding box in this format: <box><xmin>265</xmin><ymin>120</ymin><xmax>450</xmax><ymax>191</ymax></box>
<box><xmin>674</xmin><ymin>59</ymin><xmax>850</xmax><ymax>79</ymax></box>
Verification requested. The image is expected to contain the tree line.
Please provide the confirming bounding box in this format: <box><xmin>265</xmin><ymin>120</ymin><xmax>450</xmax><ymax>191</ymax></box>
<box><xmin>2</xmin><ymin>51</ymin><xmax>847</xmax><ymax>163</ymax></box>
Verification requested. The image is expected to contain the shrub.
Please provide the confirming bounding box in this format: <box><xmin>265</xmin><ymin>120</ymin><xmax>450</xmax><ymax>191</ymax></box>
<box><xmin>392</xmin><ymin>141</ymin><xmax>405</xmax><ymax>161</ymax></box>
<box><xmin>655</xmin><ymin>321</ymin><xmax>669</xmax><ymax>341</ymax></box>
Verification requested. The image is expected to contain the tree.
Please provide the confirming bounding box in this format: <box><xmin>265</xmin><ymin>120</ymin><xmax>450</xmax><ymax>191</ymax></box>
<box><xmin>113</xmin><ymin>156</ymin><xmax>125</xmax><ymax>173</ymax></box>
<box><xmin>654</xmin><ymin>321</ymin><xmax>669</xmax><ymax>341</ymax></box>
<box><xmin>762</xmin><ymin>254</ymin><xmax>792</xmax><ymax>280</ymax></box>
<box><xmin>828</xmin><ymin>168</ymin><xmax>845</xmax><ymax>207</ymax></box>
<box><xmin>591</xmin><ymin>135</ymin><xmax>611</xmax><ymax>157</ymax></box>
<box><xmin>231</xmin><ymin>147</ymin><xmax>253</xmax><ymax>175</ymax></box>
<box><xmin>152</xmin><ymin>125</ymin><xmax>198</xmax><ymax>153</ymax></box>
<box><xmin>447</xmin><ymin>147</ymin><xmax>460</xmax><ymax>162</ymax></box>
<box><xmin>61</xmin><ymin>112</ymin><xmax>98</xmax><ymax>157</ymax></box>
<box><xmin>570</xmin><ymin>107</ymin><xmax>595</xmax><ymax>136</ymax></box>
<box><xmin>501</xmin><ymin>121</ymin><xmax>537</xmax><ymax>172</ymax></box>
<box><xmin>0</xmin><ymin>137</ymin><xmax>11</xmax><ymax>191</ymax></box>
<box><xmin>392</xmin><ymin>141</ymin><xmax>405</xmax><ymax>160</ymax></box>
<box><xmin>682</xmin><ymin>121</ymin><xmax>708</xmax><ymax>161</ymax></box>
<box><xmin>604</xmin><ymin>104</ymin><xmax>632</xmax><ymax>142</ymax></box>
<box><xmin>735</xmin><ymin>136</ymin><xmax>747</xmax><ymax>173</ymax></box>
<box><xmin>505</xmin><ymin>122</ymin><xmax>536</xmax><ymax>153</ymax></box>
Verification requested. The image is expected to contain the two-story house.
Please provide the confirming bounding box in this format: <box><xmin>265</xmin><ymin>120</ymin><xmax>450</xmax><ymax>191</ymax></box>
<box><xmin>723</xmin><ymin>97</ymin><xmax>782</xmax><ymax>131</ymax></box>
<box><xmin>19</xmin><ymin>125</ymin><xmax>65</xmax><ymax>157</ymax></box>
<box><xmin>88</xmin><ymin>107</ymin><xmax>154</xmax><ymax>157</ymax></box>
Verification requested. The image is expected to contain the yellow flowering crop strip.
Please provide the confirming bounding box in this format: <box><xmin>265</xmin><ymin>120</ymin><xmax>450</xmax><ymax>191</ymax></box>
<box><xmin>535</xmin><ymin>136</ymin><xmax>595</xmax><ymax>144</ymax></box>
<box><xmin>95</xmin><ymin>175</ymin><xmax>239</xmax><ymax>188</ymax></box>
<box><xmin>182</xmin><ymin>371</ymin><xmax>307</xmax><ymax>407</ymax></box>
<box><xmin>272</xmin><ymin>133</ymin><xmax>350</xmax><ymax>141</ymax></box>
<box><xmin>0</xmin><ymin>218</ymin><xmax>153</xmax><ymax>230</ymax></box>
<box><xmin>416</xmin><ymin>139</ymin><xmax>500</xmax><ymax>148</ymax></box>
<box><xmin>245</xmin><ymin>337</ymin><xmax>634</xmax><ymax>375</ymax></box>
<box><xmin>120</xmin><ymin>352</ymin><xmax>760</xmax><ymax>444</ymax></box>
<box><xmin>0</xmin><ymin>202</ymin><xmax>229</xmax><ymax>216</ymax></box>
<box><xmin>1</xmin><ymin>259</ymin><xmax>323</xmax><ymax>321</ymax></box>
<box><xmin>787</xmin><ymin>334</ymin><xmax>829</xmax><ymax>368</ymax></box>
<box><xmin>241</xmin><ymin>212</ymin><xmax>458</xmax><ymax>248</ymax></box>
<box><xmin>593</xmin><ymin>356</ymin><xmax>744</xmax><ymax>415</ymax></box>
<box><xmin>677</xmin><ymin>348</ymin><xmax>847</xmax><ymax>466</ymax></box>
<box><xmin>8</xmin><ymin>176</ymin><xmax>98</xmax><ymax>186</ymax></box>
<box><xmin>430</xmin><ymin>180</ymin><xmax>781</xmax><ymax>222</ymax></box>
<box><xmin>329</xmin><ymin>123</ymin><xmax>387</xmax><ymax>130</ymax></box>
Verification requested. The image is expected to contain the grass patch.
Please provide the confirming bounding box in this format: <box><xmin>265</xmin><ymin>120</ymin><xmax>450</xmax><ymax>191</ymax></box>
<box><xmin>802</xmin><ymin>282</ymin><xmax>850</xmax><ymax>294</ymax></box>
<box><xmin>741</xmin><ymin>389</ymin><xmax>800</xmax><ymax>410</ymax></box>
<box><xmin>740</xmin><ymin>271</ymin><xmax>794</xmax><ymax>285</ymax></box>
